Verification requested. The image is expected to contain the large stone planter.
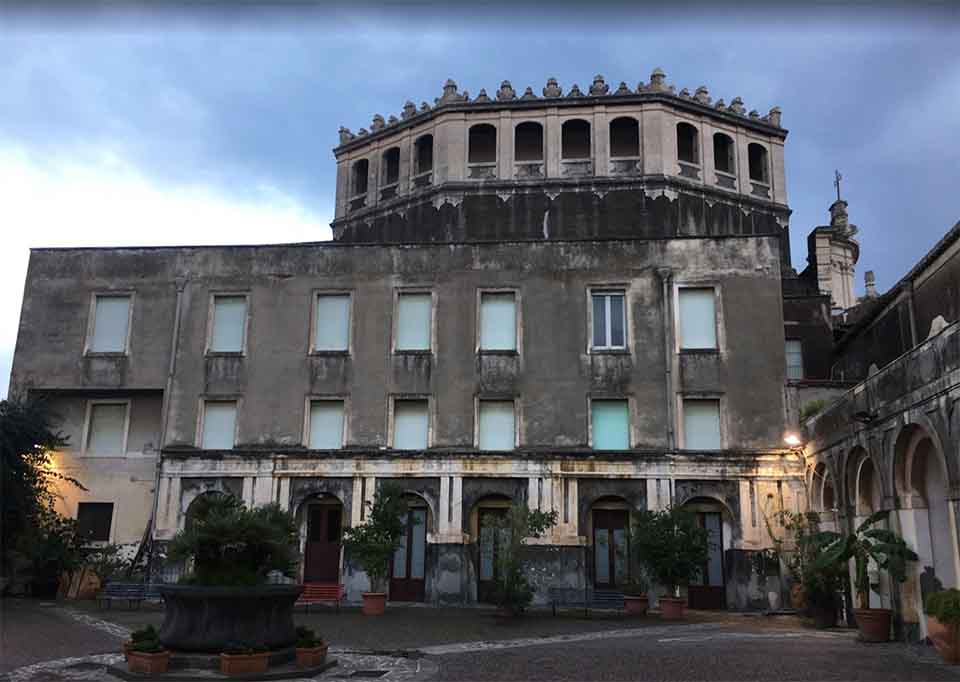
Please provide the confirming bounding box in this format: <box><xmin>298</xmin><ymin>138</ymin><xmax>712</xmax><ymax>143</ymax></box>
<box><xmin>158</xmin><ymin>584</ymin><xmax>302</xmax><ymax>652</ymax></box>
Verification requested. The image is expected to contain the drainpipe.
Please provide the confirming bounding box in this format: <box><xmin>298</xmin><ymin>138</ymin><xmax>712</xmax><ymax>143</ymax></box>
<box><xmin>143</xmin><ymin>277</ymin><xmax>187</xmax><ymax>578</ymax></box>
<box><xmin>657</xmin><ymin>268</ymin><xmax>676</xmax><ymax>449</ymax></box>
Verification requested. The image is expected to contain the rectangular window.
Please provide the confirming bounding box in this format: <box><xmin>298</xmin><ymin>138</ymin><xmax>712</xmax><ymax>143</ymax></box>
<box><xmin>308</xmin><ymin>400</ymin><xmax>345</xmax><ymax>449</ymax></box>
<box><xmin>683</xmin><ymin>399</ymin><xmax>722</xmax><ymax>449</ymax></box>
<box><xmin>786</xmin><ymin>339</ymin><xmax>804</xmax><ymax>380</ymax></box>
<box><xmin>89</xmin><ymin>295</ymin><xmax>131</xmax><ymax>353</ymax></box>
<box><xmin>591</xmin><ymin>399</ymin><xmax>630</xmax><ymax>449</ymax></box>
<box><xmin>678</xmin><ymin>288</ymin><xmax>717</xmax><ymax>350</ymax></box>
<box><xmin>479</xmin><ymin>292</ymin><xmax>517</xmax><ymax>351</ymax></box>
<box><xmin>210</xmin><ymin>295</ymin><xmax>247</xmax><ymax>353</ymax></box>
<box><xmin>76</xmin><ymin>502</ymin><xmax>113</xmax><ymax>542</ymax></box>
<box><xmin>478</xmin><ymin>400</ymin><xmax>516</xmax><ymax>450</ymax></box>
<box><xmin>85</xmin><ymin>402</ymin><xmax>127</xmax><ymax>456</ymax></box>
<box><xmin>314</xmin><ymin>294</ymin><xmax>350</xmax><ymax>352</ymax></box>
<box><xmin>393</xmin><ymin>399</ymin><xmax>428</xmax><ymax>449</ymax></box>
<box><xmin>591</xmin><ymin>291</ymin><xmax>626</xmax><ymax>350</ymax></box>
<box><xmin>201</xmin><ymin>401</ymin><xmax>238</xmax><ymax>450</ymax></box>
<box><xmin>396</xmin><ymin>293</ymin><xmax>431</xmax><ymax>351</ymax></box>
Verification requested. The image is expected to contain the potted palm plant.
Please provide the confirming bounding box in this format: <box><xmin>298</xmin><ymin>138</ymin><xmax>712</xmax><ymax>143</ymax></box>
<box><xmin>341</xmin><ymin>484</ymin><xmax>408</xmax><ymax>615</ymax></box>
<box><xmin>926</xmin><ymin>589</ymin><xmax>960</xmax><ymax>664</ymax></box>
<box><xmin>631</xmin><ymin>507</ymin><xmax>709</xmax><ymax>620</ymax></box>
<box><xmin>294</xmin><ymin>626</ymin><xmax>329</xmax><ymax>668</ymax></box>
<box><xmin>810</xmin><ymin>510</ymin><xmax>917</xmax><ymax>642</ymax></box>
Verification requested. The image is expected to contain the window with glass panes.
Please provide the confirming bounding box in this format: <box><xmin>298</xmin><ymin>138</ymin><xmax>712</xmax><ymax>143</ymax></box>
<box><xmin>785</xmin><ymin>340</ymin><xmax>804</xmax><ymax>380</ymax></box>
<box><xmin>591</xmin><ymin>291</ymin><xmax>626</xmax><ymax>349</ymax></box>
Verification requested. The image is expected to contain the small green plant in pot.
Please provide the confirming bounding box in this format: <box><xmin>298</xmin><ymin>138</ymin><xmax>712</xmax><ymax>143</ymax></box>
<box><xmin>809</xmin><ymin>510</ymin><xmax>917</xmax><ymax>641</ymax></box>
<box><xmin>220</xmin><ymin>642</ymin><xmax>270</xmax><ymax>677</ymax></box>
<box><xmin>126</xmin><ymin>625</ymin><xmax>169</xmax><ymax>675</ymax></box>
<box><xmin>341</xmin><ymin>484</ymin><xmax>409</xmax><ymax>615</ymax></box>
<box><xmin>485</xmin><ymin>504</ymin><xmax>557</xmax><ymax>617</ymax></box>
<box><xmin>294</xmin><ymin>626</ymin><xmax>328</xmax><ymax>669</ymax></box>
<box><xmin>631</xmin><ymin>507</ymin><xmax>709</xmax><ymax>620</ymax></box>
<box><xmin>925</xmin><ymin>590</ymin><xmax>960</xmax><ymax>663</ymax></box>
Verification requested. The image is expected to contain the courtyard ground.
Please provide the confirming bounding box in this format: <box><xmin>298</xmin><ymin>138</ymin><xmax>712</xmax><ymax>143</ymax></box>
<box><xmin>2</xmin><ymin>599</ymin><xmax>958</xmax><ymax>681</ymax></box>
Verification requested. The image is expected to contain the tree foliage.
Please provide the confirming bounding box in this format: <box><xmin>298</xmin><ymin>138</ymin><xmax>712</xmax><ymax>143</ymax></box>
<box><xmin>486</xmin><ymin>503</ymin><xmax>557</xmax><ymax>615</ymax></box>
<box><xmin>631</xmin><ymin>507</ymin><xmax>710</xmax><ymax>596</ymax></box>
<box><xmin>167</xmin><ymin>494</ymin><xmax>299</xmax><ymax>586</ymax></box>
<box><xmin>341</xmin><ymin>484</ymin><xmax>409</xmax><ymax>593</ymax></box>
<box><xmin>809</xmin><ymin>510</ymin><xmax>917</xmax><ymax>609</ymax></box>
<box><xmin>1</xmin><ymin>396</ymin><xmax>84</xmax><ymax>584</ymax></box>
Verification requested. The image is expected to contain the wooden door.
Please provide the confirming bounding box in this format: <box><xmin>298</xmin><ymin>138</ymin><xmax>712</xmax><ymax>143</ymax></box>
<box><xmin>593</xmin><ymin>509</ymin><xmax>629</xmax><ymax>588</ymax></box>
<box><xmin>304</xmin><ymin>504</ymin><xmax>342</xmax><ymax>583</ymax></box>
<box><xmin>390</xmin><ymin>507</ymin><xmax>427</xmax><ymax>602</ymax></box>
<box><xmin>687</xmin><ymin>511</ymin><xmax>725</xmax><ymax>609</ymax></box>
<box><xmin>477</xmin><ymin>508</ymin><xmax>507</xmax><ymax>603</ymax></box>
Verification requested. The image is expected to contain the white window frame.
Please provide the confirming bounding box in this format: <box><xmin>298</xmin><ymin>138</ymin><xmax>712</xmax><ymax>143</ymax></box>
<box><xmin>303</xmin><ymin>395</ymin><xmax>349</xmax><ymax>449</ymax></box>
<box><xmin>392</xmin><ymin>289</ymin><xmax>435</xmax><ymax>354</ymax></box>
<box><xmin>474</xmin><ymin>396</ymin><xmax>520</xmax><ymax>450</ymax></box>
<box><xmin>196</xmin><ymin>397</ymin><xmax>241</xmax><ymax>449</ymax></box>
<box><xmin>205</xmin><ymin>292</ymin><xmax>250</xmax><ymax>356</ymax></box>
<box><xmin>785</xmin><ymin>339</ymin><xmax>804</xmax><ymax>381</ymax></box>
<box><xmin>674</xmin><ymin>282</ymin><xmax>723</xmax><ymax>352</ymax></box>
<box><xmin>388</xmin><ymin>395</ymin><xmax>432</xmax><ymax>449</ymax></box>
<box><xmin>587</xmin><ymin>286</ymin><xmax>629</xmax><ymax>352</ymax></box>
<box><xmin>84</xmin><ymin>292</ymin><xmax>134</xmax><ymax>356</ymax></box>
<box><xmin>309</xmin><ymin>290</ymin><xmax>353</xmax><ymax>354</ymax></box>
<box><xmin>80</xmin><ymin>399</ymin><xmax>131</xmax><ymax>457</ymax></box>
<box><xmin>476</xmin><ymin>288</ymin><xmax>521</xmax><ymax>354</ymax></box>
<box><xmin>587</xmin><ymin>395</ymin><xmax>634</xmax><ymax>449</ymax></box>
<box><xmin>677</xmin><ymin>395</ymin><xmax>725</xmax><ymax>450</ymax></box>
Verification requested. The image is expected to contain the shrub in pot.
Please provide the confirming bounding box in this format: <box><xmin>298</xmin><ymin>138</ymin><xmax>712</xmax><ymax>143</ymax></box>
<box><xmin>622</xmin><ymin>574</ymin><xmax>651</xmax><ymax>616</ymax></box>
<box><xmin>809</xmin><ymin>510</ymin><xmax>917</xmax><ymax>642</ymax></box>
<box><xmin>220</xmin><ymin>642</ymin><xmax>270</xmax><ymax>676</ymax></box>
<box><xmin>124</xmin><ymin>625</ymin><xmax>159</xmax><ymax>661</ymax></box>
<box><xmin>485</xmin><ymin>504</ymin><xmax>557</xmax><ymax>617</ymax></box>
<box><xmin>127</xmin><ymin>632</ymin><xmax>170</xmax><ymax>675</ymax></box>
<box><xmin>631</xmin><ymin>507</ymin><xmax>709</xmax><ymax>620</ymax></box>
<box><xmin>295</xmin><ymin>626</ymin><xmax>328</xmax><ymax>668</ymax></box>
<box><xmin>925</xmin><ymin>589</ymin><xmax>960</xmax><ymax>664</ymax></box>
<box><xmin>341</xmin><ymin>484</ymin><xmax>409</xmax><ymax>615</ymax></box>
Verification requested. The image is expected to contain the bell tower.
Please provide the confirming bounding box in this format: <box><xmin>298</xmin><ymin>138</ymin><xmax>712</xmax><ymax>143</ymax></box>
<box><xmin>804</xmin><ymin>173</ymin><xmax>859</xmax><ymax>312</ymax></box>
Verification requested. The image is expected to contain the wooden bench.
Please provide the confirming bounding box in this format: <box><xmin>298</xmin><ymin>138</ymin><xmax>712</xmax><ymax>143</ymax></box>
<box><xmin>296</xmin><ymin>583</ymin><xmax>344</xmax><ymax>613</ymax></box>
<box><xmin>549</xmin><ymin>587</ymin><xmax>625</xmax><ymax>616</ymax></box>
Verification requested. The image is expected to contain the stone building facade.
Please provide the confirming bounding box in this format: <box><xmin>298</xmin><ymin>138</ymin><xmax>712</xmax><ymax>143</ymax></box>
<box><xmin>11</xmin><ymin>69</ymin><xmax>807</xmax><ymax>608</ymax></box>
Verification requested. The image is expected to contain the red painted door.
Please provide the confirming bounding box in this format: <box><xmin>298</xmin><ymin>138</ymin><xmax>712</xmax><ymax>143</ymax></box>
<box><xmin>304</xmin><ymin>505</ymin><xmax>342</xmax><ymax>583</ymax></box>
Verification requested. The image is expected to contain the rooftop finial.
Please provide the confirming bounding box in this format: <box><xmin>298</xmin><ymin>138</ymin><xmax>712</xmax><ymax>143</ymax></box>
<box><xmin>440</xmin><ymin>79</ymin><xmax>462</xmax><ymax>104</ymax></box>
<box><xmin>649</xmin><ymin>67</ymin><xmax>668</xmax><ymax>92</ymax></box>
<box><xmin>589</xmin><ymin>74</ymin><xmax>609</xmax><ymax>96</ymax></box>
<box><xmin>497</xmin><ymin>80</ymin><xmax>517</xmax><ymax>101</ymax></box>
<box><xmin>543</xmin><ymin>77</ymin><xmax>562</xmax><ymax>98</ymax></box>
<box><xmin>402</xmin><ymin>101</ymin><xmax>417</xmax><ymax>120</ymax></box>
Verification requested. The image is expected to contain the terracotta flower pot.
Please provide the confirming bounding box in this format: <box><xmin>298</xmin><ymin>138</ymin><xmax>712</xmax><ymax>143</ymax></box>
<box><xmin>362</xmin><ymin>592</ymin><xmax>387</xmax><ymax>616</ymax></box>
<box><xmin>624</xmin><ymin>595</ymin><xmax>649</xmax><ymax>615</ymax></box>
<box><xmin>122</xmin><ymin>641</ymin><xmax>132</xmax><ymax>661</ymax></box>
<box><xmin>928</xmin><ymin>615</ymin><xmax>960</xmax><ymax>664</ymax></box>
<box><xmin>295</xmin><ymin>643</ymin><xmax>328</xmax><ymax>668</ymax></box>
<box><xmin>659</xmin><ymin>596</ymin><xmax>686</xmax><ymax>620</ymax></box>
<box><xmin>127</xmin><ymin>650</ymin><xmax>170</xmax><ymax>675</ymax></box>
<box><xmin>854</xmin><ymin>608</ymin><xmax>892</xmax><ymax>642</ymax></box>
<box><xmin>220</xmin><ymin>651</ymin><xmax>270</xmax><ymax>676</ymax></box>
<box><xmin>790</xmin><ymin>583</ymin><xmax>806</xmax><ymax>610</ymax></box>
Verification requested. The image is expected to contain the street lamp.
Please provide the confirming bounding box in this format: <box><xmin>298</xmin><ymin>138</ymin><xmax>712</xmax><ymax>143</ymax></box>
<box><xmin>783</xmin><ymin>433</ymin><xmax>803</xmax><ymax>448</ymax></box>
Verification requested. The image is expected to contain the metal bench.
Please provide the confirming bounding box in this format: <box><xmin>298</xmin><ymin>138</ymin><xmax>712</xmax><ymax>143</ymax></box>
<box><xmin>296</xmin><ymin>582</ymin><xmax>344</xmax><ymax>613</ymax></box>
<box><xmin>98</xmin><ymin>582</ymin><xmax>148</xmax><ymax>609</ymax></box>
<box><xmin>550</xmin><ymin>587</ymin><xmax>625</xmax><ymax>616</ymax></box>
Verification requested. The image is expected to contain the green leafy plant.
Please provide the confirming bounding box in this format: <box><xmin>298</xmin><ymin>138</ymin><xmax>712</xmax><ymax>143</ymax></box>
<box><xmin>131</xmin><ymin>638</ymin><xmax>165</xmax><ymax>654</ymax></box>
<box><xmin>631</xmin><ymin>507</ymin><xmax>710</xmax><ymax>597</ymax></box>
<box><xmin>295</xmin><ymin>626</ymin><xmax>324</xmax><ymax>648</ymax></box>
<box><xmin>486</xmin><ymin>504</ymin><xmax>558</xmax><ymax>615</ymax></box>
<box><xmin>800</xmin><ymin>399</ymin><xmax>827</xmax><ymax>421</ymax></box>
<box><xmin>926</xmin><ymin>589</ymin><xmax>960</xmax><ymax>625</ymax></box>
<box><xmin>130</xmin><ymin>625</ymin><xmax>159</xmax><ymax>643</ymax></box>
<box><xmin>621</xmin><ymin>572</ymin><xmax>650</xmax><ymax>597</ymax></box>
<box><xmin>809</xmin><ymin>510</ymin><xmax>918</xmax><ymax>610</ymax></box>
<box><xmin>341</xmin><ymin>484</ymin><xmax>409</xmax><ymax>593</ymax></box>
<box><xmin>167</xmin><ymin>495</ymin><xmax>299</xmax><ymax>586</ymax></box>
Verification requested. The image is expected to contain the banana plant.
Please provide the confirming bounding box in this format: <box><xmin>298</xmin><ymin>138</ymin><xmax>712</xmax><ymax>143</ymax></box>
<box><xmin>809</xmin><ymin>510</ymin><xmax>918</xmax><ymax>609</ymax></box>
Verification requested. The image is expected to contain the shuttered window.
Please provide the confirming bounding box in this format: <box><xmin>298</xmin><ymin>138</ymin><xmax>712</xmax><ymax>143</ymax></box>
<box><xmin>210</xmin><ymin>296</ymin><xmax>247</xmax><ymax>353</ymax></box>
<box><xmin>591</xmin><ymin>399</ymin><xmax>630</xmax><ymax>449</ymax></box>
<box><xmin>480</xmin><ymin>293</ymin><xmax>517</xmax><ymax>351</ymax></box>
<box><xmin>396</xmin><ymin>294</ymin><xmax>431</xmax><ymax>351</ymax></box>
<box><xmin>308</xmin><ymin>400</ymin><xmax>345</xmax><ymax>449</ymax></box>
<box><xmin>683</xmin><ymin>399</ymin><xmax>721</xmax><ymax>449</ymax></box>
<box><xmin>314</xmin><ymin>295</ymin><xmax>350</xmax><ymax>351</ymax></box>
<box><xmin>90</xmin><ymin>295</ymin><xmax>130</xmax><ymax>353</ymax></box>
<box><xmin>201</xmin><ymin>401</ymin><xmax>237</xmax><ymax>450</ymax></box>
<box><xmin>678</xmin><ymin>288</ymin><xmax>717</xmax><ymax>349</ymax></box>
<box><xmin>786</xmin><ymin>340</ymin><xmax>804</xmax><ymax>380</ymax></box>
<box><xmin>591</xmin><ymin>291</ymin><xmax>626</xmax><ymax>349</ymax></box>
<box><xmin>86</xmin><ymin>403</ymin><xmax>127</xmax><ymax>456</ymax></box>
<box><xmin>393</xmin><ymin>400</ymin><xmax>428</xmax><ymax>449</ymax></box>
<box><xmin>478</xmin><ymin>400</ymin><xmax>516</xmax><ymax>450</ymax></box>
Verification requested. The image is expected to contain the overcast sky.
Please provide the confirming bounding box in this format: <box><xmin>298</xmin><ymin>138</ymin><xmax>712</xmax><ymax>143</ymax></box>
<box><xmin>1</xmin><ymin>3</ymin><xmax>958</xmax><ymax>398</ymax></box>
